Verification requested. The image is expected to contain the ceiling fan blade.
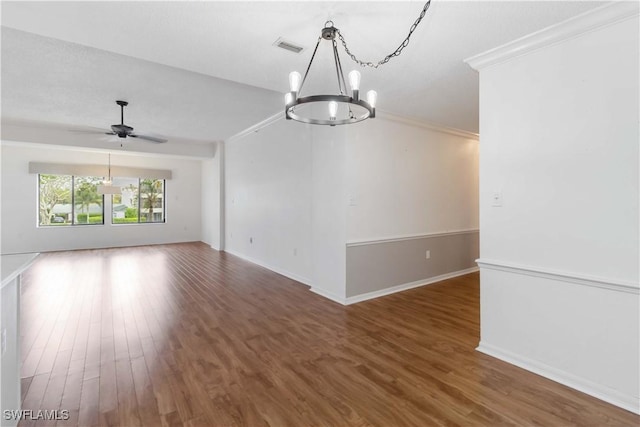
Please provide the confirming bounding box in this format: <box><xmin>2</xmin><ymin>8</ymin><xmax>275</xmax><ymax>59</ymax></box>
<box><xmin>70</xmin><ymin>102</ymin><xmax>166</xmax><ymax>144</ymax></box>
<box><xmin>130</xmin><ymin>134</ymin><xmax>168</xmax><ymax>144</ymax></box>
<box><xmin>68</xmin><ymin>128</ymin><xmax>111</xmax><ymax>135</ymax></box>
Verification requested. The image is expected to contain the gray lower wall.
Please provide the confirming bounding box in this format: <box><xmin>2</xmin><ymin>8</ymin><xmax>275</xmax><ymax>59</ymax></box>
<box><xmin>345</xmin><ymin>231</ymin><xmax>479</xmax><ymax>298</ymax></box>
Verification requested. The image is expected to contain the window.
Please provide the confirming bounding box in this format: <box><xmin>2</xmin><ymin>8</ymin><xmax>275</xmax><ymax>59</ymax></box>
<box><xmin>112</xmin><ymin>178</ymin><xmax>165</xmax><ymax>224</ymax></box>
<box><xmin>38</xmin><ymin>174</ymin><xmax>104</xmax><ymax>226</ymax></box>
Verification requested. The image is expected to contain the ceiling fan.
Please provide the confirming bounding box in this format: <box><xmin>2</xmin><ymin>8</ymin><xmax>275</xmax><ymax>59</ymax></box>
<box><xmin>73</xmin><ymin>100</ymin><xmax>167</xmax><ymax>143</ymax></box>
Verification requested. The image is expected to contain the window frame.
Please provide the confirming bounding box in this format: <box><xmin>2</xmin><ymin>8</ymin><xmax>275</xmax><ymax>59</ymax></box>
<box><xmin>111</xmin><ymin>178</ymin><xmax>166</xmax><ymax>225</ymax></box>
<box><xmin>37</xmin><ymin>174</ymin><xmax>105</xmax><ymax>227</ymax></box>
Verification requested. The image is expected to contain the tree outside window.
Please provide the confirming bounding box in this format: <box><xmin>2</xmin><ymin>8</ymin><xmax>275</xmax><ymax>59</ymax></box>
<box><xmin>74</xmin><ymin>177</ymin><xmax>103</xmax><ymax>224</ymax></box>
<box><xmin>38</xmin><ymin>174</ymin><xmax>104</xmax><ymax>226</ymax></box>
<box><xmin>39</xmin><ymin>175</ymin><xmax>71</xmax><ymax>226</ymax></box>
<box><xmin>112</xmin><ymin>178</ymin><xmax>165</xmax><ymax>224</ymax></box>
<box><xmin>140</xmin><ymin>179</ymin><xmax>164</xmax><ymax>222</ymax></box>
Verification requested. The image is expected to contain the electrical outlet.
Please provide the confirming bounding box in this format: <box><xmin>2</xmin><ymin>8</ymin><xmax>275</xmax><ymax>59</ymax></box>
<box><xmin>249</xmin><ymin>237</ymin><xmax>253</xmax><ymax>244</ymax></box>
<box><xmin>426</xmin><ymin>250</ymin><xmax>431</xmax><ymax>259</ymax></box>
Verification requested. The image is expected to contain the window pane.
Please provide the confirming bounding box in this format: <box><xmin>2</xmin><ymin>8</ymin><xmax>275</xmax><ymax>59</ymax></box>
<box><xmin>140</xmin><ymin>179</ymin><xmax>165</xmax><ymax>223</ymax></box>
<box><xmin>39</xmin><ymin>174</ymin><xmax>72</xmax><ymax>226</ymax></box>
<box><xmin>112</xmin><ymin>177</ymin><xmax>139</xmax><ymax>224</ymax></box>
<box><xmin>73</xmin><ymin>176</ymin><xmax>104</xmax><ymax>225</ymax></box>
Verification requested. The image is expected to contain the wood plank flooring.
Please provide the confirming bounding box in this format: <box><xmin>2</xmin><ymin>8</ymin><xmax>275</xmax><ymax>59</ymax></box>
<box><xmin>18</xmin><ymin>242</ymin><xmax>639</xmax><ymax>426</ymax></box>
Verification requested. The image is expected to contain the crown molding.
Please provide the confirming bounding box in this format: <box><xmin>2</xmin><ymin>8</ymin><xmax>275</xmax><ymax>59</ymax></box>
<box><xmin>376</xmin><ymin>111</ymin><xmax>479</xmax><ymax>140</ymax></box>
<box><xmin>225</xmin><ymin>110</ymin><xmax>479</xmax><ymax>143</ymax></box>
<box><xmin>225</xmin><ymin>111</ymin><xmax>283</xmax><ymax>143</ymax></box>
<box><xmin>465</xmin><ymin>1</ymin><xmax>640</xmax><ymax>71</ymax></box>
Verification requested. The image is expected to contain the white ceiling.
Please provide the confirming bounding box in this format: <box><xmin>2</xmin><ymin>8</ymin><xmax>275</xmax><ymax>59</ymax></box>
<box><xmin>1</xmin><ymin>1</ymin><xmax>605</xmax><ymax>150</ymax></box>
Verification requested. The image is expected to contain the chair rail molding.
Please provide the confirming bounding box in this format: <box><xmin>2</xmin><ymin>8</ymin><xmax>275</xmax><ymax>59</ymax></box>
<box><xmin>476</xmin><ymin>258</ymin><xmax>639</xmax><ymax>294</ymax></box>
<box><xmin>347</xmin><ymin>228</ymin><xmax>479</xmax><ymax>247</ymax></box>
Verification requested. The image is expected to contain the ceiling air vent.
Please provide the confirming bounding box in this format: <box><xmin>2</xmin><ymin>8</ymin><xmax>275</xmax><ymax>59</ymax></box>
<box><xmin>273</xmin><ymin>37</ymin><xmax>304</xmax><ymax>54</ymax></box>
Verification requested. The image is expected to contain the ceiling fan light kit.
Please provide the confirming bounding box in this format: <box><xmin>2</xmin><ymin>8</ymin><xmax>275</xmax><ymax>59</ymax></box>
<box><xmin>284</xmin><ymin>1</ymin><xmax>431</xmax><ymax>127</ymax></box>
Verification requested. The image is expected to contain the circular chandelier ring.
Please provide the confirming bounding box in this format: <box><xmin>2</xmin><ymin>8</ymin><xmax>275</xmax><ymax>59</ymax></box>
<box><xmin>286</xmin><ymin>95</ymin><xmax>375</xmax><ymax>126</ymax></box>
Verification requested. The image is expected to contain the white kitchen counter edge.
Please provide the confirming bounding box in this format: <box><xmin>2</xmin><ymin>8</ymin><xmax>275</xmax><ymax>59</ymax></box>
<box><xmin>1</xmin><ymin>253</ymin><xmax>39</xmax><ymax>288</ymax></box>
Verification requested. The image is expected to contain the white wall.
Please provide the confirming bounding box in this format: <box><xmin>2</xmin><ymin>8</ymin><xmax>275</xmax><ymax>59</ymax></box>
<box><xmin>1</xmin><ymin>143</ymin><xmax>203</xmax><ymax>253</ymax></box>
<box><xmin>470</xmin><ymin>6</ymin><xmax>639</xmax><ymax>413</ymax></box>
<box><xmin>310</xmin><ymin>125</ymin><xmax>347</xmax><ymax>301</ymax></box>
<box><xmin>342</xmin><ymin>116</ymin><xmax>479</xmax><ymax>300</ymax></box>
<box><xmin>478</xmin><ymin>21</ymin><xmax>638</xmax><ymax>282</ymax></box>
<box><xmin>201</xmin><ymin>143</ymin><xmax>222</xmax><ymax>250</ymax></box>
<box><xmin>224</xmin><ymin>116</ymin><xmax>350</xmax><ymax>300</ymax></box>
<box><xmin>225</xmin><ymin>119</ymin><xmax>315</xmax><ymax>285</ymax></box>
<box><xmin>224</xmin><ymin>113</ymin><xmax>479</xmax><ymax>303</ymax></box>
<box><xmin>345</xmin><ymin>116</ymin><xmax>479</xmax><ymax>242</ymax></box>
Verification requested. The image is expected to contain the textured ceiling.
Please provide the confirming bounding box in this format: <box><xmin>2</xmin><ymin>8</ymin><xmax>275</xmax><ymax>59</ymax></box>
<box><xmin>1</xmin><ymin>27</ymin><xmax>281</xmax><ymax>146</ymax></box>
<box><xmin>1</xmin><ymin>1</ymin><xmax>605</xmax><ymax>149</ymax></box>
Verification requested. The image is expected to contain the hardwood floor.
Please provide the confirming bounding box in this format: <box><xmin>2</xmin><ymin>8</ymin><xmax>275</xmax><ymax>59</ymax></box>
<box><xmin>18</xmin><ymin>242</ymin><xmax>638</xmax><ymax>426</ymax></box>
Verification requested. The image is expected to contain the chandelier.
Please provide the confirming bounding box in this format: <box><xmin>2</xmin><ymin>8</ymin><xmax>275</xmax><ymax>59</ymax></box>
<box><xmin>97</xmin><ymin>153</ymin><xmax>121</xmax><ymax>195</ymax></box>
<box><xmin>285</xmin><ymin>22</ymin><xmax>376</xmax><ymax>126</ymax></box>
<box><xmin>284</xmin><ymin>1</ymin><xmax>432</xmax><ymax>126</ymax></box>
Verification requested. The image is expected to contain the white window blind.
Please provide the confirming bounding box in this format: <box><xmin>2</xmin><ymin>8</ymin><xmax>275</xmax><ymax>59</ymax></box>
<box><xmin>28</xmin><ymin>162</ymin><xmax>172</xmax><ymax>180</ymax></box>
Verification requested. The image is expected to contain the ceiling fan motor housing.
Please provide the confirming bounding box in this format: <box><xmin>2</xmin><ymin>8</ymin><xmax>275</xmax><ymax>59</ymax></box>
<box><xmin>111</xmin><ymin>124</ymin><xmax>134</xmax><ymax>137</ymax></box>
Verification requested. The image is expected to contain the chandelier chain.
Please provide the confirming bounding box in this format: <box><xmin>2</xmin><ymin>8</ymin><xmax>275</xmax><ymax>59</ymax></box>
<box><xmin>336</xmin><ymin>0</ymin><xmax>431</xmax><ymax>68</ymax></box>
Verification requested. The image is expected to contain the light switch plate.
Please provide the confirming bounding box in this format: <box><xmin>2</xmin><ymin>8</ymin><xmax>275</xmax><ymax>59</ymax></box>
<box><xmin>492</xmin><ymin>191</ymin><xmax>503</xmax><ymax>207</ymax></box>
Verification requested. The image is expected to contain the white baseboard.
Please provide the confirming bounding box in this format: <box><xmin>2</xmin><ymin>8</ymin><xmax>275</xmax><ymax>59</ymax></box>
<box><xmin>222</xmin><ymin>249</ymin><xmax>313</xmax><ymax>287</ymax></box>
<box><xmin>477</xmin><ymin>341</ymin><xmax>640</xmax><ymax>415</ymax></box>
<box><xmin>344</xmin><ymin>267</ymin><xmax>479</xmax><ymax>305</ymax></box>
<box><xmin>309</xmin><ymin>287</ymin><xmax>347</xmax><ymax>305</ymax></box>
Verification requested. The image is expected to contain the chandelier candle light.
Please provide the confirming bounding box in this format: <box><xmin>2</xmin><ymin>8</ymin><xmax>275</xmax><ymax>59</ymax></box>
<box><xmin>284</xmin><ymin>1</ymin><xmax>430</xmax><ymax>126</ymax></box>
